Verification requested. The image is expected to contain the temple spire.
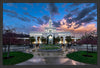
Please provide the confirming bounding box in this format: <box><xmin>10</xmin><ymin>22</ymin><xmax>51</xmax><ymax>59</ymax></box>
<box><xmin>49</xmin><ymin>14</ymin><xmax>52</xmax><ymax>27</ymax></box>
<box><xmin>50</xmin><ymin>13</ymin><xmax>51</xmax><ymax>20</ymax></box>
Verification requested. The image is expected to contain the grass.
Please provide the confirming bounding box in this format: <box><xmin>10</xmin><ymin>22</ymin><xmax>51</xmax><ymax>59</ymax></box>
<box><xmin>40</xmin><ymin>44</ymin><xmax>61</xmax><ymax>50</ymax></box>
<box><xmin>41</xmin><ymin>44</ymin><xmax>60</xmax><ymax>46</ymax></box>
<box><xmin>66</xmin><ymin>51</ymin><xmax>97</xmax><ymax>64</ymax></box>
<box><xmin>3</xmin><ymin>51</ymin><xmax>33</xmax><ymax>65</ymax></box>
<box><xmin>40</xmin><ymin>46</ymin><xmax>60</xmax><ymax>50</ymax></box>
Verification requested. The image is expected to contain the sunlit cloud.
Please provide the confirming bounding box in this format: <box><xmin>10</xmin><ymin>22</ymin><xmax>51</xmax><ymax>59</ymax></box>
<box><xmin>3</xmin><ymin>3</ymin><xmax>97</xmax><ymax>36</ymax></box>
<box><xmin>56</xmin><ymin>19</ymin><xmax>97</xmax><ymax>37</ymax></box>
<box><xmin>32</xmin><ymin>23</ymin><xmax>49</xmax><ymax>31</ymax></box>
<box><xmin>32</xmin><ymin>18</ymin><xmax>97</xmax><ymax>37</ymax></box>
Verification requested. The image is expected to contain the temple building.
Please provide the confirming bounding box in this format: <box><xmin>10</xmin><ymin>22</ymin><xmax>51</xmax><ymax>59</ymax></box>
<box><xmin>30</xmin><ymin>17</ymin><xmax>80</xmax><ymax>44</ymax></box>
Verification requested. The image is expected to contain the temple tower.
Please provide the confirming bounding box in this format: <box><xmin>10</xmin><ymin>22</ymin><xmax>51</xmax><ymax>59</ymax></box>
<box><xmin>49</xmin><ymin>15</ymin><xmax>53</xmax><ymax>27</ymax></box>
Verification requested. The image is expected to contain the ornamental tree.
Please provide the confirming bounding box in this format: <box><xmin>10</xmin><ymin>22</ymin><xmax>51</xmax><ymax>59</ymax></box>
<box><xmin>77</xmin><ymin>31</ymin><xmax>97</xmax><ymax>56</ymax></box>
<box><xmin>65</xmin><ymin>36</ymin><xmax>72</xmax><ymax>44</ymax></box>
<box><xmin>55</xmin><ymin>37</ymin><xmax>60</xmax><ymax>44</ymax></box>
<box><xmin>3</xmin><ymin>29</ymin><xmax>17</xmax><ymax>58</ymax></box>
<box><xmin>41</xmin><ymin>36</ymin><xmax>46</xmax><ymax>44</ymax></box>
<box><xmin>29</xmin><ymin>37</ymin><xmax>35</xmax><ymax>44</ymax></box>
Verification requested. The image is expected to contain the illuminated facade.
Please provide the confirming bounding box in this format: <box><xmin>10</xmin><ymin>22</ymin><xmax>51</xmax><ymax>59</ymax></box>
<box><xmin>30</xmin><ymin>18</ymin><xmax>79</xmax><ymax>44</ymax></box>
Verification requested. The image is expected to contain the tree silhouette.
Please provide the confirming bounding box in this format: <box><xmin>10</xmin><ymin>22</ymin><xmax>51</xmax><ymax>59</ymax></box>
<box><xmin>3</xmin><ymin>28</ymin><xmax>16</xmax><ymax>58</ymax></box>
<box><xmin>55</xmin><ymin>37</ymin><xmax>60</xmax><ymax>44</ymax></box>
<box><xmin>29</xmin><ymin>37</ymin><xmax>35</xmax><ymax>44</ymax></box>
<box><xmin>77</xmin><ymin>31</ymin><xmax>97</xmax><ymax>57</ymax></box>
<box><xmin>65</xmin><ymin>36</ymin><xmax>72</xmax><ymax>44</ymax></box>
<box><xmin>41</xmin><ymin>36</ymin><xmax>46</xmax><ymax>44</ymax></box>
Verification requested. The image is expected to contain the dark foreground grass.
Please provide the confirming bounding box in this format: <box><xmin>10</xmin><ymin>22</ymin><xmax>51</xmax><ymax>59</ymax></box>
<box><xmin>3</xmin><ymin>51</ymin><xmax>33</xmax><ymax>65</ymax></box>
<box><xmin>66</xmin><ymin>51</ymin><xmax>97</xmax><ymax>64</ymax></box>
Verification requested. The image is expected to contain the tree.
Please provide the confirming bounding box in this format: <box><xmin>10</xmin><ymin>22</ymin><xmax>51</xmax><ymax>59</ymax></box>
<box><xmin>29</xmin><ymin>37</ymin><xmax>35</xmax><ymax>44</ymax></box>
<box><xmin>77</xmin><ymin>31</ymin><xmax>97</xmax><ymax>57</ymax></box>
<box><xmin>65</xmin><ymin>36</ymin><xmax>72</xmax><ymax>44</ymax></box>
<box><xmin>3</xmin><ymin>28</ymin><xmax>16</xmax><ymax>58</ymax></box>
<box><xmin>55</xmin><ymin>37</ymin><xmax>60</xmax><ymax>44</ymax></box>
<box><xmin>41</xmin><ymin>36</ymin><xmax>46</xmax><ymax>44</ymax></box>
<box><xmin>88</xmin><ymin>32</ymin><xmax>97</xmax><ymax>53</ymax></box>
<box><xmin>65</xmin><ymin>36</ymin><xmax>72</xmax><ymax>47</ymax></box>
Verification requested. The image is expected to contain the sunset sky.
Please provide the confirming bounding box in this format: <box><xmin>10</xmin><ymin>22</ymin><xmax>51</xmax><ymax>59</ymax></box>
<box><xmin>3</xmin><ymin>3</ymin><xmax>97</xmax><ymax>37</ymax></box>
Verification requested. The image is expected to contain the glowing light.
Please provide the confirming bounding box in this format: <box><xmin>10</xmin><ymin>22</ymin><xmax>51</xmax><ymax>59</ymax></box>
<box><xmin>34</xmin><ymin>42</ymin><xmax>36</xmax><ymax>44</ymax></box>
<box><xmin>49</xmin><ymin>36</ymin><xmax>52</xmax><ymax>39</ymax></box>
<box><xmin>65</xmin><ymin>41</ymin><xmax>67</xmax><ymax>44</ymax></box>
<box><xmin>39</xmin><ymin>41</ymin><xmax>42</xmax><ymax>44</ymax></box>
<box><xmin>59</xmin><ymin>41</ymin><xmax>61</xmax><ymax>44</ymax></box>
<box><xmin>59</xmin><ymin>41</ymin><xmax>63</xmax><ymax>44</ymax></box>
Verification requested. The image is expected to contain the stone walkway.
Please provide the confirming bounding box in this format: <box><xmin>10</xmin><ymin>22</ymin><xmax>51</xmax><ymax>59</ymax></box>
<box><xmin>16</xmin><ymin>56</ymin><xmax>87</xmax><ymax>65</ymax></box>
<box><xmin>16</xmin><ymin>47</ymin><xmax>88</xmax><ymax>65</ymax></box>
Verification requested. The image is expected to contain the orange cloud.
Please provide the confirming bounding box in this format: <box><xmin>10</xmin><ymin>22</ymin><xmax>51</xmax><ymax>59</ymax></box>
<box><xmin>32</xmin><ymin>23</ymin><xmax>49</xmax><ymax>31</ymax></box>
<box><xmin>33</xmin><ymin>25</ymin><xmax>37</xmax><ymax>28</ymax></box>
<box><xmin>32</xmin><ymin>18</ymin><xmax>97</xmax><ymax>37</ymax></box>
<box><xmin>56</xmin><ymin>19</ymin><xmax>97</xmax><ymax>37</ymax></box>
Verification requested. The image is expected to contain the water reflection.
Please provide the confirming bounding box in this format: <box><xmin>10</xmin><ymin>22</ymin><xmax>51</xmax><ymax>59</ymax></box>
<box><xmin>72</xmin><ymin>60</ymin><xmax>77</xmax><ymax>65</ymax></box>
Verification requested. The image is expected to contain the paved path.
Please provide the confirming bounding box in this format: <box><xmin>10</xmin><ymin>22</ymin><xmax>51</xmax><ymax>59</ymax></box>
<box><xmin>16</xmin><ymin>56</ymin><xmax>87</xmax><ymax>65</ymax></box>
<box><xmin>3</xmin><ymin>45</ymin><xmax>96</xmax><ymax>65</ymax></box>
<box><xmin>16</xmin><ymin>47</ymin><xmax>88</xmax><ymax>65</ymax></box>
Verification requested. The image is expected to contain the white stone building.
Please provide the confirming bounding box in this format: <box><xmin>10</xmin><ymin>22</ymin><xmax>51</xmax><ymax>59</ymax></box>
<box><xmin>30</xmin><ymin>18</ymin><xmax>79</xmax><ymax>44</ymax></box>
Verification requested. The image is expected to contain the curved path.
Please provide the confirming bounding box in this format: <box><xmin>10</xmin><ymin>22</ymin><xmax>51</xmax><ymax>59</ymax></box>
<box><xmin>16</xmin><ymin>56</ymin><xmax>87</xmax><ymax>65</ymax></box>
<box><xmin>16</xmin><ymin>48</ymin><xmax>88</xmax><ymax>65</ymax></box>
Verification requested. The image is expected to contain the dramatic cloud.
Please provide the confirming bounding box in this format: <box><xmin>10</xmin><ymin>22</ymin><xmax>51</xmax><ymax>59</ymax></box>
<box><xmin>17</xmin><ymin>16</ymin><xmax>31</xmax><ymax>22</ymax></box>
<box><xmin>56</xmin><ymin>19</ymin><xmax>97</xmax><ymax>36</ymax></box>
<box><xmin>3</xmin><ymin>9</ymin><xmax>18</xmax><ymax>15</ymax></box>
<box><xmin>53</xmin><ymin>21</ymin><xmax>61</xmax><ymax>27</ymax></box>
<box><xmin>71</xmin><ymin>8</ymin><xmax>80</xmax><ymax>15</ymax></box>
<box><xmin>23</xmin><ymin>12</ymin><xmax>36</xmax><ymax>18</ymax></box>
<box><xmin>7</xmin><ymin>14</ymin><xmax>16</xmax><ymax>17</ymax></box>
<box><xmin>42</xmin><ymin>15</ymin><xmax>50</xmax><ymax>23</ymax></box>
<box><xmin>64</xmin><ymin>14</ymin><xmax>72</xmax><ymax>19</ymax></box>
<box><xmin>48</xmin><ymin>3</ymin><xmax>59</xmax><ymax>16</ymax></box>
<box><xmin>4</xmin><ymin>9</ymin><xmax>31</xmax><ymax>22</ymax></box>
<box><xmin>69</xmin><ymin>3</ymin><xmax>81</xmax><ymax>7</ymax></box>
<box><xmin>7</xmin><ymin>14</ymin><xmax>31</xmax><ymax>22</ymax></box>
<box><xmin>74</xmin><ymin>4</ymin><xmax>97</xmax><ymax>21</ymax></box>
<box><xmin>89</xmin><ymin>11</ymin><xmax>97</xmax><ymax>17</ymax></box>
<box><xmin>31</xmin><ymin>26</ymin><xmax>39</xmax><ymax>31</ymax></box>
<box><xmin>32</xmin><ymin>23</ymin><xmax>49</xmax><ymax>31</ymax></box>
<box><xmin>36</xmin><ymin>18</ymin><xmax>44</xmax><ymax>25</ymax></box>
<box><xmin>32</xmin><ymin>18</ymin><xmax>96</xmax><ymax>37</ymax></box>
<box><xmin>79</xmin><ymin>17</ymin><xmax>94</xmax><ymax>24</ymax></box>
<box><xmin>63</xmin><ymin>4</ymin><xmax>97</xmax><ymax>28</ymax></box>
<box><xmin>3</xmin><ymin>3</ymin><xmax>97</xmax><ymax>36</ymax></box>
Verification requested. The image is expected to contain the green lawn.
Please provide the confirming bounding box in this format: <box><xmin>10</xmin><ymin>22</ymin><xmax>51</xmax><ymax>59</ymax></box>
<box><xmin>41</xmin><ymin>44</ymin><xmax>60</xmax><ymax>46</ymax></box>
<box><xmin>40</xmin><ymin>44</ymin><xmax>61</xmax><ymax>50</ymax></box>
<box><xmin>40</xmin><ymin>46</ymin><xmax>60</xmax><ymax>50</ymax></box>
<box><xmin>3</xmin><ymin>51</ymin><xmax>33</xmax><ymax>65</ymax></box>
<box><xmin>66</xmin><ymin>51</ymin><xmax>97</xmax><ymax>64</ymax></box>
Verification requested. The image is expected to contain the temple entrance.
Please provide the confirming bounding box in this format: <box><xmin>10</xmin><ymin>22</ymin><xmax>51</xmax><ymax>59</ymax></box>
<box><xmin>47</xmin><ymin>35</ymin><xmax>53</xmax><ymax>44</ymax></box>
